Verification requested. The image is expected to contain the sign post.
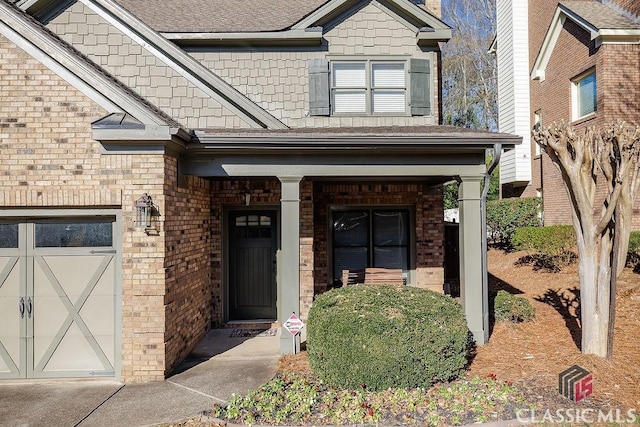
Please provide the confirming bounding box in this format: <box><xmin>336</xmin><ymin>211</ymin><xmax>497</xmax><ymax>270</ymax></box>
<box><xmin>283</xmin><ymin>312</ymin><xmax>305</xmax><ymax>354</ymax></box>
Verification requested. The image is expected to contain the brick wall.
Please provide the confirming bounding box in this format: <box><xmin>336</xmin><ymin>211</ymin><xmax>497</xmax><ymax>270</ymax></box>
<box><xmin>528</xmin><ymin>2</ymin><xmax>640</xmax><ymax>229</ymax></box>
<box><xmin>208</xmin><ymin>179</ymin><xmax>445</xmax><ymax>324</ymax></box>
<box><xmin>163</xmin><ymin>158</ymin><xmax>213</xmax><ymax>376</ymax></box>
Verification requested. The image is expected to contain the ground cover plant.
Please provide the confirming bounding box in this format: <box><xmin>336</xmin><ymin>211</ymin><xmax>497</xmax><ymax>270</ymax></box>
<box><xmin>210</xmin><ymin>371</ymin><xmax>528</xmax><ymax>426</ymax></box>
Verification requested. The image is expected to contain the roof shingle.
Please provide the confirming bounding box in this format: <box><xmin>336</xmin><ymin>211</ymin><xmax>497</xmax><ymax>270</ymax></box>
<box><xmin>560</xmin><ymin>1</ymin><xmax>640</xmax><ymax>30</ymax></box>
<box><xmin>115</xmin><ymin>0</ymin><xmax>330</xmax><ymax>33</ymax></box>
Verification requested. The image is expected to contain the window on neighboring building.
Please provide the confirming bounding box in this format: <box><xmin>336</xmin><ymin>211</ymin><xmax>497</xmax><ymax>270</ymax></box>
<box><xmin>572</xmin><ymin>70</ymin><xmax>596</xmax><ymax>120</ymax></box>
<box><xmin>308</xmin><ymin>58</ymin><xmax>431</xmax><ymax>117</ymax></box>
<box><xmin>331</xmin><ymin>208</ymin><xmax>410</xmax><ymax>285</ymax></box>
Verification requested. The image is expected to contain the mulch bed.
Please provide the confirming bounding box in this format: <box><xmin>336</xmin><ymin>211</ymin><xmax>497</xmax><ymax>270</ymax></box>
<box><xmin>162</xmin><ymin>248</ymin><xmax>639</xmax><ymax>426</ymax></box>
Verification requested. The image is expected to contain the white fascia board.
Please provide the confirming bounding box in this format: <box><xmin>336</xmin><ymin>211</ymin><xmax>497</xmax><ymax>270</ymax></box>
<box><xmin>531</xmin><ymin>9</ymin><xmax>566</xmax><ymax>81</ymax></box>
<box><xmin>0</xmin><ymin>6</ymin><xmax>167</xmax><ymax>126</ymax></box>
<box><xmin>81</xmin><ymin>0</ymin><xmax>287</xmax><ymax>129</ymax></box>
<box><xmin>598</xmin><ymin>30</ymin><xmax>640</xmax><ymax>44</ymax></box>
<box><xmin>161</xmin><ymin>28</ymin><xmax>323</xmax><ymax>44</ymax></box>
<box><xmin>531</xmin><ymin>5</ymin><xmax>640</xmax><ymax>80</ymax></box>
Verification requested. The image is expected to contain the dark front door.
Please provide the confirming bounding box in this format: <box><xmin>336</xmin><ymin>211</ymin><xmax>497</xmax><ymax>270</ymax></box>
<box><xmin>229</xmin><ymin>211</ymin><xmax>277</xmax><ymax>320</ymax></box>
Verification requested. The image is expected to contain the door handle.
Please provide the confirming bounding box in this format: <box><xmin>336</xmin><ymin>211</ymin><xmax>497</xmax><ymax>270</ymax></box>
<box><xmin>19</xmin><ymin>297</ymin><xmax>25</xmax><ymax>319</ymax></box>
<box><xmin>26</xmin><ymin>297</ymin><xmax>32</xmax><ymax>319</ymax></box>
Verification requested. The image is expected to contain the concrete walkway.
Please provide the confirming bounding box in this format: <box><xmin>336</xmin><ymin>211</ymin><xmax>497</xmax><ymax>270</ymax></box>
<box><xmin>0</xmin><ymin>329</ymin><xmax>280</xmax><ymax>427</ymax></box>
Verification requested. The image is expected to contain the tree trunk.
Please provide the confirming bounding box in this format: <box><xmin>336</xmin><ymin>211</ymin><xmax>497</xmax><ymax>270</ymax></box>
<box><xmin>579</xmin><ymin>235</ymin><xmax>610</xmax><ymax>356</ymax></box>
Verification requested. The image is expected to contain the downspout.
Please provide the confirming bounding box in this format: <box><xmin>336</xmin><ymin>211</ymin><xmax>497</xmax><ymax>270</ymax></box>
<box><xmin>480</xmin><ymin>143</ymin><xmax>502</xmax><ymax>343</ymax></box>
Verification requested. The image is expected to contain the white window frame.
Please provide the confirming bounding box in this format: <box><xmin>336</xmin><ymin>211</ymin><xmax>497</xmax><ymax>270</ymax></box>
<box><xmin>330</xmin><ymin>58</ymin><xmax>409</xmax><ymax>116</ymax></box>
<box><xmin>571</xmin><ymin>69</ymin><xmax>597</xmax><ymax>121</ymax></box>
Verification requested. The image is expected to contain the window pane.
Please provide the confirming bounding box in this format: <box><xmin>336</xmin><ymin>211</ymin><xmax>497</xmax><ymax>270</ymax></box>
<box><xmin>0</xmin><ymin>223</ymin><xmax>18</xmax><ymax>248</ymax></box>
<box><xmin>372</xmin><ymin>63</ymin><xmax>405</xmax><ymax>88</ymax></box>
<box><xmin>334</xmin><ymin>247</ymin><xmax>368</xmax><ymax>282</ymax></box>
<box><xmin>333</xmin><ymin>63</ymin><xmax>366</xmax><ymax>87</ymax></box>
<box><xmin>333</xmin><ymin>211</ymin><xmax>369</xmax><ymax>247</ymax></box>
<box><xmin>259</xmin><ymin>216</ymin><xmax>271</xmax><ymax>226</ymax></box>
<box><xmin>579</xmin><ymin>73</ymin><xmax>596</xmax><ymax>117</ymax></box>
<box><xmin>374</xmin><ymin>247</ymin><xmax>407</xmax><ymax>269</ymax></box>
<box><xmin>35</xmin><ymin>221</ymin><xmax>113</xmax><ymax>247</ymax></box>
<box><xmin>235</xmin><ymin>216</ymin><xmax>247</xmax><ymax>226</ymax></box>
<box><xmin>333</xmin><ymin>90</ymin><xmax>366</xmax><ymax>113</ymax></box>
<box><xmin>372</xmin><ymin>90</ymin><xmax>406</xmax><ymax>113</ymax></box>
<box><xmin>373</xmin><ymin>211</ymin><xmax>408</xmax><ymax>246</ymax></box>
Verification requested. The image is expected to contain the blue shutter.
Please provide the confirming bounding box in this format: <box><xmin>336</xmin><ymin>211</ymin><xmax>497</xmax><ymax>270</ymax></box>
<box><xmin>308</xmin><ymin>58</ymin><xmax>330</xmax><ymax>116</ymax></box>
<box><xmin>409</xmin><ymin>58</ymin><xmax>431</xmax><ymax>116</ymax></box>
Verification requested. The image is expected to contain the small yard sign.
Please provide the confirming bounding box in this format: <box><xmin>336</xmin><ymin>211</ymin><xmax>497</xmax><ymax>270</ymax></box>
<box><xmin>284</xmin><ymin>312</ymin><xmax>305</xmax><ymax>336</ymax></box>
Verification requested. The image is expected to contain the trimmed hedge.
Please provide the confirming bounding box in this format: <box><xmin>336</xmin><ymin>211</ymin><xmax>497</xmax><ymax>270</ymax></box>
<box><xmin>628</xmin><ymin>231</ymin><xmax>640</xmax><ymax>271</ymax></box>
<box><xmin>307</xmin><ymin>285</ymin><xmax>469</xmax><ymax>391</ymax></box>
<box><xmin>494</xmin><ymin>290</ymin><xmax>535</xmax><ymax>323</ymax></box>
<box><xmin>512</xmin><ymin>225</ymin><xmax>576</xmax><ymax>271</ymax></box>
<box><xmin>486</xmin><ymin>197</ymin><xmax>542</xmax><ymax>247</ymax></box>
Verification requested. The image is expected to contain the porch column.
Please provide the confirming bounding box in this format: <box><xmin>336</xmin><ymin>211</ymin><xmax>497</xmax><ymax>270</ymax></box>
<box><xmin>458</xmin><ymin>175</ymin><xmax>488</xmax><ymax>344</ymax></box>
<box><xmin>278</xmin><ymin>176</ymin><xmax>302</xmax><ymax>353</ymax></box>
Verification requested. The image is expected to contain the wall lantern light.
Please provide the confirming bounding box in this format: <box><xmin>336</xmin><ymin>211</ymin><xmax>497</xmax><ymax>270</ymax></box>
<box><xmin>135</xmin><ymin>193</ymin><xmax>159</xmax><ymax>233</ymax></box>
<box><xmin>241</xmin><ymin>187</ymin><xmax>251</xmax><ymax>207</ymax></box>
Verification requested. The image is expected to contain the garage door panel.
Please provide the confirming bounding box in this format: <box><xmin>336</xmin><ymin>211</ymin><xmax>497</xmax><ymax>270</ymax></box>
<box><xmin>0</xmin><ymin>216</ymin><xmax>119</xmax><ymax>380</ymax></box>
<box><xmin>0</xmin><ymin>256</ymin><xmax>22</xmax><ymax>379</ymax></box>
<box><xmin>38</xmin><ymin>256</ymin><xmax>110</xmax><ymax>299</ymax></box>
<box><xmin>80</xmin><ymin>295</ymin><xmax>115</xmax><ymax>337</ymax></box>
<box><xmin>32</xmin><ymin>253</ymin><xmax>115</xmax><ymax>378</ymax></box>
<box><xmin>36</xmin><ymin>323</ymin><xmax>107</xmax><ymax>373</ymax></box>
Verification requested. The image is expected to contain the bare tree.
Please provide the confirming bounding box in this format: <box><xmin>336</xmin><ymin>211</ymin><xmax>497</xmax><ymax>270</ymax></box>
<box><xmin>533</xmin><ymin>121</ymin><xmax>640</xmax><ymax>357</ymax></box>
<box><xmin>442</xmin><ymin>0</ymin><xmax>497</xmax><ymax>130</ymax></box>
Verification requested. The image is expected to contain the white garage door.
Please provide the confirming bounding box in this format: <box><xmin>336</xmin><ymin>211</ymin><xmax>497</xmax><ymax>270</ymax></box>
<box><xmin>0</xmin><ymin>216</ymin><xmax>119</xmax><ymax>379</ymax></box>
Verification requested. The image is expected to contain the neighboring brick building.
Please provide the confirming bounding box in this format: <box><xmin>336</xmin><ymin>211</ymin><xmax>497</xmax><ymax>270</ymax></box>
<box><xmin>0</xmin><ymin>0</ymin><xmax>520</xmax><ymax>383</ymax></box>
<box><xmin>496</xmin><ymin>0</ymin><xmax>640</xmax><ymax>227</ymax></box>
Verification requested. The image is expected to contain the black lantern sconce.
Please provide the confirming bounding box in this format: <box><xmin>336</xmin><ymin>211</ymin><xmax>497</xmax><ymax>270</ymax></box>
<box><xmin>241</xmin><ymin>186</ymin><xmax>251</xmax><ymax>207</ymax></box>
<box><xmin>135</xmin><ymin>193</ymin><xmax>159</xmax><ymax>234</ymax></box>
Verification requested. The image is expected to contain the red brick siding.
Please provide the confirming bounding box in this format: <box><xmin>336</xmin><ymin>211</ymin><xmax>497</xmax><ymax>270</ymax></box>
<box><xmin>163</xmin><ymin>158</ymin><xmax>212</xmax><ymax>376</ymax></box>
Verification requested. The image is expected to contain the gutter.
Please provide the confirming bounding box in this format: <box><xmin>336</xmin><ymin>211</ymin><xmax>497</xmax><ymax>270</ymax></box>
<box><xmin>480</xmin><ymin>143</ymin><xmax>502</xmax><ymax>343</ymax></box>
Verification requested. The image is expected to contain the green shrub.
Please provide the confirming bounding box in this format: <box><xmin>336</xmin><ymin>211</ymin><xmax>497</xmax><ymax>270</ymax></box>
<box><xmin>493</xmin><ymin>290</ymin><xmax>535</xmax><ymax>323</ymax></box>
<box><xmin>307</xmin><ymin>285</ymin><xmax>469</xmax><ymax>391</ymax></box>
<box><xmin>486</xmin><ymin>198</ymin><xmax>542</xmax><ymax>247</ymax></box>
<box><xmin>512</xmin><ymin>225</ymin><xmax>576</xmax><ymax>271</ymax></box>
<box><xmin>627</xmin><ymin>231</ymin><xmax>640</xmax><ymax>271</ymax></box>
